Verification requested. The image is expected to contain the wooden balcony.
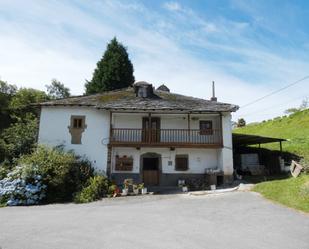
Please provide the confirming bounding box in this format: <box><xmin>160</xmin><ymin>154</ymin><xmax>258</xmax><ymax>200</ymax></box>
<box><xmin>110</xmin><ymin>128</ymin><xmax>223</xmax><ymax>148</ymax></box>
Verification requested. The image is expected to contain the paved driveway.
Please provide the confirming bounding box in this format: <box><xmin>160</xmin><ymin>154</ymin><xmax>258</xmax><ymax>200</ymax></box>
<box><xmin>0</xmin><ymin>191</ymin><xmax>308</xmax><ymax>249</ymax></box>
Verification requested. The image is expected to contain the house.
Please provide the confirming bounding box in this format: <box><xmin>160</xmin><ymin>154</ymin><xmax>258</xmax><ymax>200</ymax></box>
<box><xmin>38</xmin><ymin>81</ymin><xmax>239</xmax><ymax>187</ymax></box>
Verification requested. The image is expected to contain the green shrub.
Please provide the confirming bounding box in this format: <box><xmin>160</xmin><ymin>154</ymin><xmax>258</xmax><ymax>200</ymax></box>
<box><xmin>19</xmin><ymin>146</ymin><xmax>94</xmax><ymax>202</ymax></box>
<box><xmin>108</xmin><ymin>184</ymin><xmax>118</xmax><ymax>196</ymax></box>
<box><xmin>0</xmin><ymin>160</ymin><xmax>12</xmax><ymax>180</ymax></box>
<box><xmin>74</xmin><ymin>175</ymin><xmax>109</xmax><ymax>203</ymax></box>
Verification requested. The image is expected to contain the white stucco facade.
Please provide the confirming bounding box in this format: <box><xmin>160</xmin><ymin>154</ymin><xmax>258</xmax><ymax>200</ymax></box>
<box><xmin>218</xmin><ymin>113</ymin><xmax>234</xmax><ymax>175</ymax></box>
<box><xmin>38</xmin><ymin>106</ymin><xmax>110</xmax><ymax>172</ymax></box>
<box><xmin>111</xmin><ymin>147</ymin><xmax>219</xmax><ymax>174</ymax></box>
<box><xmin>38</xmin><ymin>107</ymin><xmax>235</xmax><ymax>183</ymax></box>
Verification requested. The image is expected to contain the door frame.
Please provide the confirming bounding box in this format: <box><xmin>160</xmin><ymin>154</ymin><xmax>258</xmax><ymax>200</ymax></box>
<box><xmin>142</xmin><ymin>117</ymin><xmax>161</xmax><ymax>143</ymax></box>
<box><xmin>140</xmin><ymin>152</ymin><xmax>161</xmax><ymax>186</ymax></box>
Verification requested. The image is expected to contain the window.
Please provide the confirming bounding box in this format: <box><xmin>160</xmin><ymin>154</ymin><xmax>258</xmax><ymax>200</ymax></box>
<box><xmin>115</xmin><ymin>155</ymin><xmax>133</xmax><ymax>171</ymax></box>
<box><xmin>175</xmin><ymin>155</ymin><xmax>188</xmax><ymax>171</ymax></box>
<box><xmin>73</xmin><ymin>118</ymin><xmax>83</xmax><ymax>129</ymax></box>
<box><xmin>68</xmin><ymin>115</ymin><xmax>86</xmax><ymax>144</ymax></box>
<box><xmin>199</xmin><ymin>120</ymin><xmax>213</xmax><ymax>135</ymax></box>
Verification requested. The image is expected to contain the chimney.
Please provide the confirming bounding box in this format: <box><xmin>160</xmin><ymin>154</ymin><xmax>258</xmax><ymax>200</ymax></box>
<box><xmin>211</xmin><ymin>81</ymin><xmax>217</xmax><ymax>102</ymax></box>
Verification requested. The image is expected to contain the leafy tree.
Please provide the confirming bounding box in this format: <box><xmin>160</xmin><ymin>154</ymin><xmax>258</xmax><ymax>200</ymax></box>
<box><xmin>0</xmin><ymin>113</ymin><xmax>38</xmax><ymax>162</ymax></box>
<box><xmin>46</xmin><ymin>79</ymin><xmax>70</xmax><ymax>99</ymax></box>
<box><xmin>85</xmin><ymin>37</ymin><xmax>135</xmax><ymax>94</ymax></box>
<box><xmin>0</xmin><ymin>84</ymin><xmax>49</xmax><ymax>163</ymax></box>
<box><xmin>9</xmin><ymin>88</ymin><xmax>49</xmax><ymax>120</ymax></box>
<box><xmin>237</xmin><ymin>118</ymin><xmax>246</xmax><ymax>127</ymax></box>
<box><xmin>0</xmin><ymin>81</ymin><xmax>17</xmax><ymax>95</ymax></box>
<box><xmin>0</xmin><ymin>81</ymin><xmax>17</xmax><ymax>131</ymax></box>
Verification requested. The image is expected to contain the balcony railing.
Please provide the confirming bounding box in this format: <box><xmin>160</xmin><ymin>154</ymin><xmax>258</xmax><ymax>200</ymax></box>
<box><xmin>110</xmin><ymin>128</ymin><xmax>222</xmax><ymax>147</ymax></box>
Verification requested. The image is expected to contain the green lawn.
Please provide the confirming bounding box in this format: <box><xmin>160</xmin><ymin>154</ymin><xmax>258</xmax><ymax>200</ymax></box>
<box><xmin>253</xmin><ymin>174</ymin><xmax>309</xmax><ymax>213</ymax></box>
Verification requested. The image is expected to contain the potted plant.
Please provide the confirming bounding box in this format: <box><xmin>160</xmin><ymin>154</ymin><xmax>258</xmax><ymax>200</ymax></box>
<box><xmin>122</xmin><ymin>179</ymin><xmax>132</xmax><ymax>196</ymax></box>
<box><xmin>122</xmin><ymin>187</ymin><xmax>128</xmax><ymax>196</ymax></box>
<box><xmin>133</xmin><ymin>184</ymin><xmax>139</xmax><ymax>195</ymax></box>
<box><xmin>138</xmin><ymin>183</ymin><xmax>147</xmax><ymax>195</ymax></box>
<box><xmin>182</xmin><ymin>185</ymin><xmax>188</xmax><ymax>192</ymax></box>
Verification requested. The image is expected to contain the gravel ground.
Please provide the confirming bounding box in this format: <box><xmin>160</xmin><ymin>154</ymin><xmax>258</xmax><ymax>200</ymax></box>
<box><xmin>0</xmin><ymin>191</ymin><xmax>308</xmax><ymax>249</ymax></box>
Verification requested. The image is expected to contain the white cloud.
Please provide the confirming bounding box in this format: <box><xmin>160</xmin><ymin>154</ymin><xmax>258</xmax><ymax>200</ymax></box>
<box><xmin>0</xmin><ymin>0</ymin><xmax>308</xmax><ymax>123</ymax></box>
<box><xmin>163</xmin><ymin>1</ymin><xmax>182</xmax><ymax>12</ymax></box>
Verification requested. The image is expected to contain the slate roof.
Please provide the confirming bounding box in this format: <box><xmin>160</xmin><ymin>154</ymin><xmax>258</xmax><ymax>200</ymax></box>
<box><xmin>39</xmin><ymin>85</ymin><xmax>239</xmax><ymax>113</ymax></box>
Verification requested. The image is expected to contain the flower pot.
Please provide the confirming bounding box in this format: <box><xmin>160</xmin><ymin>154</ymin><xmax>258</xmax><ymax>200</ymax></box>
<box><xmin>133</xmin><ymin>189</ymin><xmax>139</xmax><ymax>195</ymax></box>
<box><xmin>141</xmin><ymin>188</ymin><xmax>147</xmax><ymax>195</ymax></box>
<box><xmin>182</xmin><ymin>186</ymin><xmax>188</xmax><ymax>192</ymax></box>
<box><xmin>122</xmin><ymin>188</ymin><xmax>128</xmax><ymax>196</ymax></box>
<box><xmin>210</xmin><ymin>185</ymin><xmax>216</xmax><ymax>190</ymax></box>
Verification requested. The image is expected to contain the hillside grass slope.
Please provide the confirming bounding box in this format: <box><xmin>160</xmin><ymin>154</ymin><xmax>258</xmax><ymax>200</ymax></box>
<box><xmin>253</xmin><ymin>174</ymin><xmax>309</xmax><ymax>213</ymax></box>
<box><xmin>234</xmin><ymin>109</ymin><xmax>309</xmax><ymax>160</ymax></box>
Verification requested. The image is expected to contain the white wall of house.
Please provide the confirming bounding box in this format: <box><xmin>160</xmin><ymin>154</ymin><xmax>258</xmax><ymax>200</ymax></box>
<box><xmin>38</xmin><ymin>109</ymin><xmax>234</xmax><ymax>177</ymax></box>
<box><xmin>218</xmin><ymin>112</ymin><xmax>234</xmax><ymax>176</ymax></box>
<box><xmin>38</xmin><ymin>106</ymin><xmax>110</xmax><ymax>173</ymax></box>
<box><xmin>111</xmin><ymin>147</ymin><xmax>219</xmax><ymax>174</ymax></box>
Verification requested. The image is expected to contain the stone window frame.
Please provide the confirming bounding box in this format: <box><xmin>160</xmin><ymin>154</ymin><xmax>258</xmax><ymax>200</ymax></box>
<box><xmin>68</xmin><ymin>115</ymin><xmax>87</xmax><ymax>144</ymax></box>
<box><xmin>175</xmin><ymin>154</ymin><xmax>189</xmax><ymax>171</ymax></box>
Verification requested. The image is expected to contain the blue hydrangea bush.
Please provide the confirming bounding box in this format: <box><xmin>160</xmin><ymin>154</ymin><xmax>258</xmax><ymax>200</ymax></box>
<box><xmin>0</xmin><ymin>164</ymin><xmax>46</xmax><ymax>206</ymax></box>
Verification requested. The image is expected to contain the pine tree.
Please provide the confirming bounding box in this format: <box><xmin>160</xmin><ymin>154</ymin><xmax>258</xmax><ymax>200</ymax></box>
<box><xmin>85</xmin><ymin>38</ymin><xmax>135</xmax><ymax>94</ymax></box>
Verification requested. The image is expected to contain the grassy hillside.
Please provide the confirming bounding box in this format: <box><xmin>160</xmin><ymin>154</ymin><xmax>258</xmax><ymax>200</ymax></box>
<box><xmin>253</xmin><ymin>174</ymin><xmax>309</xmax><ymax>213</ymax></box>
<box><xmin>234</xmin><ymin>109</ymin><xmax>309</xmax><ymax>160</ymax></box>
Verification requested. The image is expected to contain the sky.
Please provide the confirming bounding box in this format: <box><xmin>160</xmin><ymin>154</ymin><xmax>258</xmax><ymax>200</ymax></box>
<box><xmin>0</xmin><ymin>0</ymin><xmax>308</xmax><ymax>123</ymax></box>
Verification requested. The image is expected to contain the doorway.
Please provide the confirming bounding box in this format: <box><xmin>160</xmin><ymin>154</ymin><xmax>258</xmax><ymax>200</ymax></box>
<box><xmin>142</xmin><ymin>117</ymin><xmax>160</xmax><ymax>143</ymax></box>
<box><xmin>141</xmin><ymin>153</ymin><xmax>161</xmax><ymax>186</ymax></box>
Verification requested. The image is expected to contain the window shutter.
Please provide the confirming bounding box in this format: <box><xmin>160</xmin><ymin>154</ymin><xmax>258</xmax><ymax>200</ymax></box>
<box><xmin>175</xmin><ymin>155</ymin><xmax>188</xmax><ymax>171</ymax></box>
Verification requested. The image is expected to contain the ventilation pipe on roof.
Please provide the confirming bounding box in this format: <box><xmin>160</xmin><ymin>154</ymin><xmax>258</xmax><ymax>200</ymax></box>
<box><xmin>211</xmin><ymin>81</ymin><xmax>217</xmax><ymax>102</ymax></box>
<box><xmin>157</xmin><ymin>84</ymin><xmax>170</xmax><ymax>92</ymax></box>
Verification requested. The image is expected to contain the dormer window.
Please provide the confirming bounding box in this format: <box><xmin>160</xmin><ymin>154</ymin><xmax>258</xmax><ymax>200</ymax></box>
<box><xmin>134</xmin><ymin>81</ymin><xmax>154</xmax><ymax>98</ymax></box>
<box><xmin>138</xmin><ymin>86</ymin><xmax>148</xmax><ymax>98</ymax></box>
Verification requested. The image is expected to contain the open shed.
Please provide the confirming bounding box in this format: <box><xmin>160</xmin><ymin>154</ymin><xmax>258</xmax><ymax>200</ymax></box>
<box><xmin>232</xmin><ymin>133</ymin><xmax>287</xmax><ymax>175</ymax></box>
<box><xmin>233</xmin><ymin>133</ymin><xmax>286</xmax><ymax>151</ymax></box>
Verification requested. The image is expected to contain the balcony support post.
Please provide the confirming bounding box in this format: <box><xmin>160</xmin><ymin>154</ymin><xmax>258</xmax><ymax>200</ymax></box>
<box><xmin>219</xmin><ymin>112</ymin><xmax>223</xmax><ymax>146</ymax></box>
<box><xmin>148</xmin><ymin>112</ymin><xmax>152</xmax><ymax>144</ymax></box>
<box><xmin>187</xmin><ymin>113</ymin><xmax>191</xmax><ymax>142</ymax></box>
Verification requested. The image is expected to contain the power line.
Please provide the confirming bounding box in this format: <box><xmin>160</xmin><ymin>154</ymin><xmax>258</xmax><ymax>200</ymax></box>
<box><xmin>236</xmin><ymin>93</ymin><xmax>309</xmax><ymax>117</ymax></box>
<box><xmin>240</xmin><ymin>75</ymin><xmax>309</xmax><ymax>109</ymax></box>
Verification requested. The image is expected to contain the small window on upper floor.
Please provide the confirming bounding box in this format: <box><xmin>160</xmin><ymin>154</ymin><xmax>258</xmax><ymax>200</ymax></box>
<box><xmin>199</xmin><ymin>120</ymin><xmax>213</xmax><ymax>135</ymax></box>
<box><xmin>68</xmin><ymin>115</ymin><xmax>86</xmax><ymax>144</ymax></box>
<box><xmin>73</xmin><ymin>118</ymin><xmax>83</xmax><ymax>129</ymax></box>
<box><xmin>175</xmin><ymin>154</ymin><xmax>189</xmax><ymax>171</ymax></box>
